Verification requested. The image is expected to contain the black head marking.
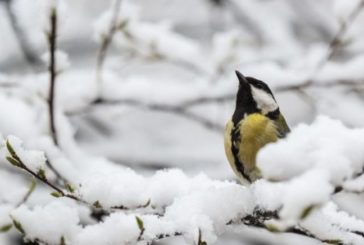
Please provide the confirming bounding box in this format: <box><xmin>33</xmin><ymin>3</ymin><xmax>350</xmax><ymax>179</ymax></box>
<box><xmin>266</xmin><ymin>108</ymin><xmax>280</xmax><ymax>120</ymax></box>
<box><xmin>245</xmin><ymin>76</ymin><xmax>276</xmax><ymax>101</ymax></box>
<box><xmin>232</xmin><ymin>71</ymin><xmax>259</xmax><ymax>124</ymax></box>
<box><xmin>233</xmin><ymin>71</ymin><xmax>280</xmax><ymax>124</ymax></box>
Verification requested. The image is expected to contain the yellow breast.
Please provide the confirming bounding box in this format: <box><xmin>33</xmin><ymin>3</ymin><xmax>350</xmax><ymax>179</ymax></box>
<box><xmin>224</xmin><ymin>113</ymin><xmax>278</xmax><ymax>182</ymax></box>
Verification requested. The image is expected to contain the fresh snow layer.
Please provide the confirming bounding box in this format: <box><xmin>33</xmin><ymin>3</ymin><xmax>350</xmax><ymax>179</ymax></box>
<box><xmin>11</xmin><ymin>200</ymin><xmax>81</xmax><ymax>245</ymax></box>
<box><xmin>5</xmin><ymin>136</ymin><xmax>47</xmax><ymax>174</ymax></box>
<box><xmin>258</xmin><ymin>116</ymin><xmax>364</xmax><ymax>183</ymax></box>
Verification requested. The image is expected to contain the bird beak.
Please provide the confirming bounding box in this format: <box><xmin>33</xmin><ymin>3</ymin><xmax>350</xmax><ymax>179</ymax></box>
<box><xmin>235</xmin><ymin>70</ymin><xmax>249</xmax><ymax>87</ymax></box>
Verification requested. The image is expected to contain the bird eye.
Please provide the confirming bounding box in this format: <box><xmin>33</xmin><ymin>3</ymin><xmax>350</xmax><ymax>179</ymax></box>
<box><xmin>255</xmin><ymin>83</ymin><xmax>264</xmax><ymax>89</ymax></box>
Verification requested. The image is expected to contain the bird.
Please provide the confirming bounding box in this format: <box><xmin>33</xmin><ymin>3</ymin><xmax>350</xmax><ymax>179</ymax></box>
<box><xmin>224</xmin><ymin>71</ymin><xmax>290</xmax><ymax>184</ymax></box>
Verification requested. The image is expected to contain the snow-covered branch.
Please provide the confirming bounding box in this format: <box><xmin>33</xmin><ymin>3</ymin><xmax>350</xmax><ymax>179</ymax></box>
<box><xmin>2</xmin><ymin>1</ymin><xmax>364</xmax><ymax>244</ymax></box>
<box><xmin>2</xmin><ymin>117</ymin><xmax>364</xmax><ymax>244</ymax></box>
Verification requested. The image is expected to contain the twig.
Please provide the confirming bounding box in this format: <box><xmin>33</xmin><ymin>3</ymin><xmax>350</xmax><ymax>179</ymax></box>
<box><xmin>70</xmin><ymin>95</ymin><xmax>232</xmax><ymax>132</ymax></box>
<box><xmin>139</xmin><ymin>231</ymin><xmax>183</xmax><ymax>244</ymax></box>
<box><xmin>3</xmin><ymin>0</ymin><xmax>42</xmax><ymax>68</ymax></box>
<box><xmin>47</xmin><ymin>8</ymin><xmax>59</xmax><ymax>146</ymax></box>
<box><xmin>5</xmin><ymin>140</ymin><xmax>157</xmax><ymax>214</ymax></box>
<box><xmin>65</xmin><ymin>77</ymin><xmax>364</xmax><ymax>134</ymax></box>
<box><xmin>178</xmin><ymin>94</ymin><xmax>235</xmax><ymax>107</ymax></box>
<box><xmin>16</xmin><ymin>178</ymin><xmax>36</xmax><ymax>207</ymax></box>
<box><xmin>197</xmin><ymin>228</ymin><xmax>207</xmax><ymax>245</ymax></box>
<box><xmin>96</xmin><ymin>0</ymin><xmax>122</xmax><ymax>96</ymax></box>
<box><xmin>91</xmin><ymin>98</ymin><xmax>224</xmax><ymax>131</ymax></box>
<box><xmin>6</xmin><ymin>140</ymin><xmax>78</xmax><ymax>202</ymax></box>
<box><xmin>45</xmin><ymin>158</ymin><xmax>69</xmax><ymax>186</ymax></box>
<box><xmin>225</xmin><ymin>208</ymin><xmax>364</xmax><ymax>244</ymax></box>
<box><xmin>278</xmin><ymin>0</ymin><xmax>364</xmax><ymax>92</ymax></box>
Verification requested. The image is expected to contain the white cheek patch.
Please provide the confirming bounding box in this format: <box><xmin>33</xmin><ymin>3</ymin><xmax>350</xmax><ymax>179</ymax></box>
<box><xmin>251</xmin><ymin>86</ymin><xmax>278</xmax><ymax>115</ymax></box>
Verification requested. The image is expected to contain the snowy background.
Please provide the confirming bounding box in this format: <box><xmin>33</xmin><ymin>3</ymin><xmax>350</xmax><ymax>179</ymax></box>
<box><xmin>1</xmin><ymin>0</ymin><xmax>364</xmax><ymax>244</ymax></box>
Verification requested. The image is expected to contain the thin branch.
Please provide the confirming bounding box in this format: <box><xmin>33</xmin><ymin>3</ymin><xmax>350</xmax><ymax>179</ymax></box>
<box><xmin>3</xmin><ymin>0</ymin><xmax>42</xmax><ymax>68</ymax></box>
<box><xmin>16</xmin><ymin>178</ymin><xmax>36</xmax><ymax>207</ymax></box>
<box><xmin>90</xmin><ymin>98</ymin><xmax>225</xmax><ymax>132</ymax></box>
<box><xmin>139</xmin><ymin>208</ymin><xmax>357</xmax><ymax>245</ymax></box>
<box><xmin>5</xmin><ymin>140</ymin><xmax>157</xmax><ymax>214</ymax></box>
<box><xmin>64</xmin><ymin>77</ymin><xmax>364</xmax><ymax>134</ymax></box>
<box><xmin>78</xmin><ymin>94</ymin><xmax>233</xmax><ymax>132</ymax></box>
<box><xmin>227</xmin><ymin>210</ymin><xmax>347</xmax><ymax>245</ymax></box>
<box><xmin>178</xmin><ymin>94</ymin><xmax>235</xmax><ymax>107</ymax></box>
<box><xmin>45</xmin><ymin>158</ymin><xmax>69</xmax><ymax>186</ymax></box>
<box><xmin>96</xmin><ymin>0</ymin><xmax>122</xmax><ymax>95</ymax></box>
<box><xmin>276</xmin><ymin>78</ymin><xmax>364</xmax><ymax>93</ymax></box>
<box><xmin>47</xmin><ymin>8</ymin><xmax>59</xmax><ymax>146</ymax></box>
<box><xmin>197</xmin><ymin>228</ymin><xmax>207</xmax><ymax>245</ymax></box>
<box><xmin>7</xmin><ymin>146</ymin><xmax>364</xmax><ymax>245</ymax></box>
<box><xmin>139</xmin><ymin>231</ymin><xmax>183</xmax><ymax>244</ymax></box>
<box><xmin>277</xmin><ymin>0</ymin><xmax>364</xmax><ymax>92</ymax></box>
<box><xmin>6</xmin><ymin>142</ymin><xmax>78</xmax><ymax>202</ymax></box>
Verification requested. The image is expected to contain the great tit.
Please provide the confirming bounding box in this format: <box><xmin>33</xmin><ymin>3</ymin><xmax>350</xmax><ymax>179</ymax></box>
<box><xmin>224</xmin><ymin>71</ymin><xmax>290</xmax><ymax>184</ymax></box>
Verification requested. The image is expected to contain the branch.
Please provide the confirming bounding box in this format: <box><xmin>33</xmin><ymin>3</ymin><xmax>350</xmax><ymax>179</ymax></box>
<box><xmin>96</xmin><ymin>0</ymin><xmax>122</xmax><ymax>94</ymax></box>
<box><xmin>197</xmin><ymin>228</ymin><xmax>207</xmax><ymax>245</ymax></box>
<box><xmin>68</xmin><ymin>94</ymin><xmax>233</xmax><ymax>132</ymax></box>
<box><xmin>227</xmin><ymin>210</ymin><xmax>347</xmax><ymax>245</ymax></box>
<box><xmin>16</xmin><ymin>178</ymin><xmax>36</xmax><ymax>207</ymax></box>
<box><xmin>6</xmin><ymin>139</ymin><xmax>78</xmax><ymax>202</ymax></box>
<box><xmin>277</xmin><ymin>0</ymin><xmax>364</xmax><ymax>92</ymax></box>
<box><xmin>90</xmin><ymin>98</ymin><xmax>225</xmax><ymax>132</ymax></box>
<box><xmin>137</xmin><ymin>231</ymin><xmax>183</xmax><ymax>245</ymax></box>
<box><xmin>47</xmin><ymin>8</ymin><xmax>59</xmax><ymax>146</ymax></box>
<box><xmin>5</xmin><ymin>139</ymin><xmax>158</xmax><ymax>215</ymax></box>
<box><xmin>45</xmin><ymin>159</ymin><xmax>69</xmax><ymax>186</ymax></box>
<box><xmin>276</xmin><ymin>79</ymin><xmax>364</xmax><ymax>92</ymax></box>
<box><xmin>137</xmin><ymin>208</ymin><xmax>356</xmax><ymax>245</ymax></box>
<box><xmin>3</xmin><ymin>0</ymin><xmax>42</xmax><ymax>68</ymax></box>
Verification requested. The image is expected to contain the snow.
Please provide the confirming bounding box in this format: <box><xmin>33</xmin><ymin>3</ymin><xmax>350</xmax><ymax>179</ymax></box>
<box><xmin>78</xmin><ymin>167</ymin><xmax>148</xmax><ymax>208</ymax></box>
<box><xmin>2</xmin><ymin>0</ymin><xmax>364</xmax><ymax>244</ymax></box>
<box><xmin>0</xmin><ymin>205</ymin><xmax>13</xmax><ymax>228</ymax></box>
<box><xmin>164</xmin><ymin>183</ymin><xmax>253</xmax><ymax>244</ymax></box>
<box><xmin>93</xmin><ymin>0</ymin><xmax>141</xmax><ymax>43</ymax></box>
<box><xmin>12</xmin><ymin>0</ymin><xmax>68</xmax><ymax>48</ymax></box>
<box><xmin>5</xmin><ymin>136</ymin><xmax>47</xmax><ymax>174</ymax></box>
<box><xmin>279</xmin><ymin>169</ymin><xmax>333</xmax><ymax>224</ymax></box>
<box><xmin>0</xmin><ymin>170</ymin><xmax>29</xmax><ymax>204</ymax></box>
<box><xmin>11</xmin><ymin>200</ymin><xmax>81</xmax><ymax>244</ymax></box>
<box><xmin>74</xmin><ymin>213</ymin><xmax>139</xmax><ymax>245</ymax></box>
<box><xmin>0</xmin><ymin>94</ymin><xmax>40</xmax><ymax>139</ymax></box>
<box><xmin>258</xmin><ymin>116</ymin><xmax>364</xmax><ymax>183</ymax></box>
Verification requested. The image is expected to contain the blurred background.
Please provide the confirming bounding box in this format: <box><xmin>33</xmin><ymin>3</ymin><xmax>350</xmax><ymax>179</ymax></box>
<box><xmin>1</xmin><ymin>0</ymin><xmax>364</xmax><ymax>244</ymax></box>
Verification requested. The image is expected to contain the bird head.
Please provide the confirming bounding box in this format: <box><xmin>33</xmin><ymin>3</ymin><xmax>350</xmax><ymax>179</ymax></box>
<box><xmin>233</xmin><ymin>70</ymin><xmax>279</xmax><ymax>123</ymax></box>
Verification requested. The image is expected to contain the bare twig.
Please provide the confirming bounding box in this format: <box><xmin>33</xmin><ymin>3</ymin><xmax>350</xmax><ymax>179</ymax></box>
<box><xmin>16</xmin><ymin>178</ymin><xmax>36</xmax><ymax>207</ymax></box>
<box><xmin>47</xmin><ymin>8</ymin><xmax>59</xmax><ymax>146</ymax></box>
<box><xmin>45</xmin><ymin>158</ymin><xmax>69</xmax><ymax>186</ymax></box>
<box><xmin>197</xmin><ymin>228</ymin><xmax>207</xmax><ymax>245</ymax></box>
<box><xmin>64</xmin><ymin>77</ymin><xmax>364</xmax><ymax>134</ymax></box>
<box><xmin>3</xmin><ymin>0</ymin><xmax>42</xmax><ymax>68</ymax></box>
<box><xmin>90</xmin><ymin>98</ymin><xmax>225</xmax><ymax>132</ymax></box>
<box><xmin>96</xmin><ymin>0</ymin><xmax>122</xmax><ymax>95</ymax></box>
<box><xmin>85</xmin><ymin>94</ymin><xmax>234</xmax><ymax>131</ymax></box>
<box><xmin>278</xmin><ymin>0</ymin><xmax>364</xmax><ymax>92</ymax></box>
